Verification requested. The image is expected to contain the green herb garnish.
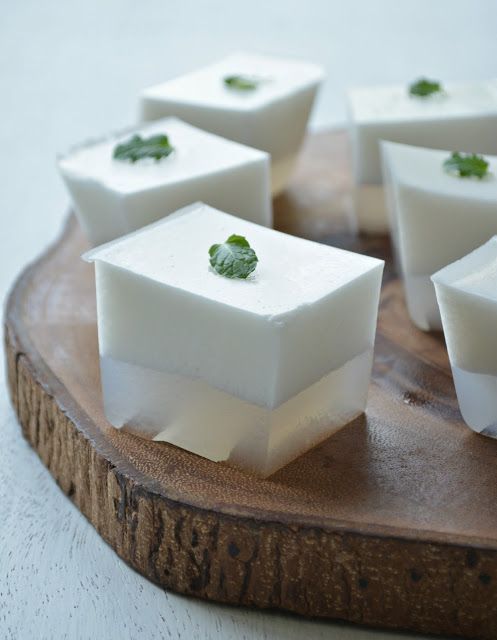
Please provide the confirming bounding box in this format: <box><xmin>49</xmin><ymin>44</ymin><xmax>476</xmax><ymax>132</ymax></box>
<box><xmin>443</xmin><ymin>152</ymin><xmax>489</xmax><ymax>179</ymax></box>
<box><xmin>209</xmin><ymin>235</ymin><xmax>258</xmax><ymax>279</ymax></box>
<box><xmin>408</xmin><ymin>78</ymin><xmax>443</xmax><ymax>98</ymax></box>
<box><xmin>223</xmin><ymin>75</ymin><xmax>260</xmax><ymax>91</ymax></box>
<box><xmin>113</xmin><ymin>134</ymin><xmax>174</xmax><ymax>163</ymax></box>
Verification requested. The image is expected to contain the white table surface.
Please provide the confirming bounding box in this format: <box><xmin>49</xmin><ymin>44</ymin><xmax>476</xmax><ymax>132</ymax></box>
<box><xmin>1</xmin><ymin>1</ymin><xmax>496</xmax><ymax>638</ymax></box>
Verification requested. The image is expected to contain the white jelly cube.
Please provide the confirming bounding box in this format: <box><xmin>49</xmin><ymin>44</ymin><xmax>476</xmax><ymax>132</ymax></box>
<box><xmin>59</xmin><ymin>117</ymin><xmax>271</xmax><ymax>246</ymax></box>
<box><xmin>140</xmin><ymin>52</ymin><xmax>324</xmax><ymax>195</ymax></box>
<box><xmin>348</xmin><ymin>80</ymin><xmax>497</xmax><ymax>232</ymax></box>
<box><xmin>382</xmin><ymin>141</ymin><xmax>497</xmax><ymax>331</ymax></box>
<box><xmin>85</xmin><ymin>203</ymin><xmax>384</xmax><ymax>476</ymax></box>
<box><xmin>432</xmin><ymin>237</ymin><xmax>497</xmax><ymax>436</ymax></box>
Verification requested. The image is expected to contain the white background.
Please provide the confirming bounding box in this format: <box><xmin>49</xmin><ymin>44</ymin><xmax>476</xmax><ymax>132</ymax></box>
<box><xmin>1</xmin><ymin>1</ymin><xmax>496</xmax><ymax>638</ymax></box>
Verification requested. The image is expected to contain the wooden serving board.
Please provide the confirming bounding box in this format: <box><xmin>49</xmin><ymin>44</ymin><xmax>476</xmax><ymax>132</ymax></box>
<box><xmin>5</xmin><ymin>131</ymin><xmax>497</xmax><ymax>639</ymax></box>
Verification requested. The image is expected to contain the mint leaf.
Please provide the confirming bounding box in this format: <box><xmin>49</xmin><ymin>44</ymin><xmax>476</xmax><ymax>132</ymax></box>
<box><xmin>209</xmin><ymin>235</ymin><xmax>258</xmax><ymax>279</ymax></box>
<box><xmin>443</xmin><ymin>152</ymin><xmax>489</xmax><ymax>179</ymax></box>
<box><xmin>224</xmin><ymin>75</ymin><xmax>260</xmax><ymax>91</ymax></box>
<box><xmin>408</xmin><ymin>78</ymin><xmax>443</xmax><ymax>97</ymax></box>
<box><xmin>113</xmin><ymin>134</ymin><xmax>174</xmax><ymax>163</ymax></box>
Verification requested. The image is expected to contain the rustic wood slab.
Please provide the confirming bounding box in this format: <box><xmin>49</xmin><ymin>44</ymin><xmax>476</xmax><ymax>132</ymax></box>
<box><xmin>5</xmin><ymin>131</ymin><xmax>497</xmax><ymax>639</ymax></box>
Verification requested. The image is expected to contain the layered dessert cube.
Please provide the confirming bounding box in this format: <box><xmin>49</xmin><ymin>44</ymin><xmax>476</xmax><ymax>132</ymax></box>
<box><xmin>432</xmin><ymin>237</ymin><xmax>497</xmax><ymax>437</ymax></box>
<box><xmin>140</xmin><ymin>52</ymin><xmax>324</xmax><ymax>194</ymax></box>
<box><xmin>59</xmin><ymin>117</ymin><xmax>271</xmax><ymax>245</ymax></box>
<box><xmin>382</xmin><ymin>141</ymin><xmax>497</xmax><ymax>330</ymax></box>
<box><xmin>348</xmin><ymin>79</ymin><xmax>497</xmax><ymax>232</ymax></box>
<box><xmin>85</xmin><ymin>203</ymin><xmax>384</xmax><ymax>476</ymax></box>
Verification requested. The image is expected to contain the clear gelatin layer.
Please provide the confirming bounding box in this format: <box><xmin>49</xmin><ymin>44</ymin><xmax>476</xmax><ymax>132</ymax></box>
<box><xmin>101</xmin><ymin>348</ymin><xmax>373</xmax><ymax>477</ymax></box>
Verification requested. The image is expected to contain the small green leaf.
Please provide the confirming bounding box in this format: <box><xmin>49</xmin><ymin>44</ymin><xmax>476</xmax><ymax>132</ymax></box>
<box><xmin>113</xmin><ymin>134</ymin><xmax>174</xmax><ymax>163</ymax></box>
<box><xmin>223</xmin><ymin>75</ymin><xmax>260</xmax><ymax>91</ymax></box>
<box><xmin>408</xmin><ymin>78</ymin><xmax>443</xmax><ymax>97</ymax></box>
<box><xmin>443</xmin><ymin>152</ymin><xmax>490</xmax><ymax>179</ymax></box>
<box><xmin>209</xmin><ymin>234</ymin><xmax>258</xmax><ymax>279</ymax></box>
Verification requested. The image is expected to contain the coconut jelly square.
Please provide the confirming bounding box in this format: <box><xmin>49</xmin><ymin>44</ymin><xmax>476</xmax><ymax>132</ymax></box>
<box><xmin>348</xmin><ymin>80</ymin><xmax>497</xmax><ymax>232</ymax></box>
<box><xmin>140</xmin><ymin>52</ymin><xmax>324</xmax><ymax>195</ymax></box>
<box><xmin>85</xmin><ymin>203</ymin><xmax>383</xmax><ymax>476</ymax></box>
<box><xmin>382</xmin><ymin>141</ymin><xmax>497</xmax><ymax>331</ymax></box>
<box><xmin>59</xmin><ymin>117</ymin><xmax>271</xmax><ymax>245</ymax></box>
<box><xmin>432</xmin><ymin>237</ymin><xmax>497</xmax><ymax>436</ymax></box>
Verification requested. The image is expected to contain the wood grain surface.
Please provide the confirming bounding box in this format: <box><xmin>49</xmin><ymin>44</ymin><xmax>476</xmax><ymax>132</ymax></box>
<box><xmin>5</xmin><ymin>130</ymin><xmax>497</xmax><ymax>639</ymax></box>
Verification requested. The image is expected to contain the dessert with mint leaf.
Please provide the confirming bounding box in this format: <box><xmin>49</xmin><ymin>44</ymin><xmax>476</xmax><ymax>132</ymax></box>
<box><xmin>209</xmin><ymin>234</ymin><xmax>258</xmax><ymax>279</ymax></box>
<box><xmin>383</xmin><ymin>141</ymin><xmax>497</xmax><ymax>331</ymax></box>
<box><xmin>443</xmin><ymin>152</ymin><xmax>489</xmax><ymax>179</ymax></box>
<box><xmin>58</xmin><ymin>118</ymin><xmax>270</xmax><ymax>246</ymax></box>
<box><xmin>140</xmin><ymin>52</ymin><xmax>324</xmax><ymax>195</ymax></box>
<box><xmin>347</xmin><ymin>77</ymin><xmax>497</xmax><ymax>233</ymax></box>
<box><xmin>84</xmin><ymin>202</ymin><xmax>383</xmax><ymax>476</ymax></box>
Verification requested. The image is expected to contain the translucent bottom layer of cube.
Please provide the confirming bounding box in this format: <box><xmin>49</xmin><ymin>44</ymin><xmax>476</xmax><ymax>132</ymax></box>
<box><xmin>404</xmin><ymin>274</ymin><xmax>443</xmax><ymax>331</ymax></box>
<box><xmin>271</xmin><ymin>153</ymin><xmax>298</xmax><ymax>195</ymax></box>
<box><xmin>353</xmin><ymin>184</ymin><xmax>388</xmax><ymax>233</ymax></box>
<box><xmin>100</xmin><ymin>348</ymin><xmax>373</xmax><ymax>477</ymax></box>
<box><xmin>452</xmin><ymin>366</ymin><xmax>497</xmax><ymax>438</ymax></box>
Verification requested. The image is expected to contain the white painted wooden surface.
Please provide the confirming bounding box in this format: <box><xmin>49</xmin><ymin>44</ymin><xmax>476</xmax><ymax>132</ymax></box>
<box><xmin>1</xmin><ymin>1</ymin><xmax>496</xmax><ymax>638</ymax></box>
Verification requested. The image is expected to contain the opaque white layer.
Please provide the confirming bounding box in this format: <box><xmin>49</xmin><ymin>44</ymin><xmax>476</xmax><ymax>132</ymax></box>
<box><xmin>59</xmin><ymin>117</ymin><xmax>271</xmax><ymax>245</ymax></box>
<box><xmin>86</xmin><ymin>203</ymin><xmax>383</xmax><ymax>475</ymax></box>
<box><xmin>348</xmin><ymin>80</ymin><xmax>497</xmax><ymax>232</ymax></box>
<box><xmin>432</xmin><ymin>236</ymin><xmax>497</xmax><ymax>375</ymax></box>
<box><xmin>140</xmin><ymin>52</ymin><xmax>324</xmax><ymax>194</ymax></box>
<box><xmin>382</xmin><ymin>141</ymin><xmax>497</xmax><ymax>331</ymax></box>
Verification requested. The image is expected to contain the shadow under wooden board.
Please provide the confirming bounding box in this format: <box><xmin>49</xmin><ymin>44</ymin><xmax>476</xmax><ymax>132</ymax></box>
<box><xmin>5</xmin><ymin>130</ymin><xmax>497</xmax><ymax>639</ymax></box>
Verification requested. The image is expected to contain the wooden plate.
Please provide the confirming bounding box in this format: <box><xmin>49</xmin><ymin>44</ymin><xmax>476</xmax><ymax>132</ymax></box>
<box><xmin>5</xmin><ymin>131</ymin><xmax>497</xmax><ymax>639</ymax></box>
